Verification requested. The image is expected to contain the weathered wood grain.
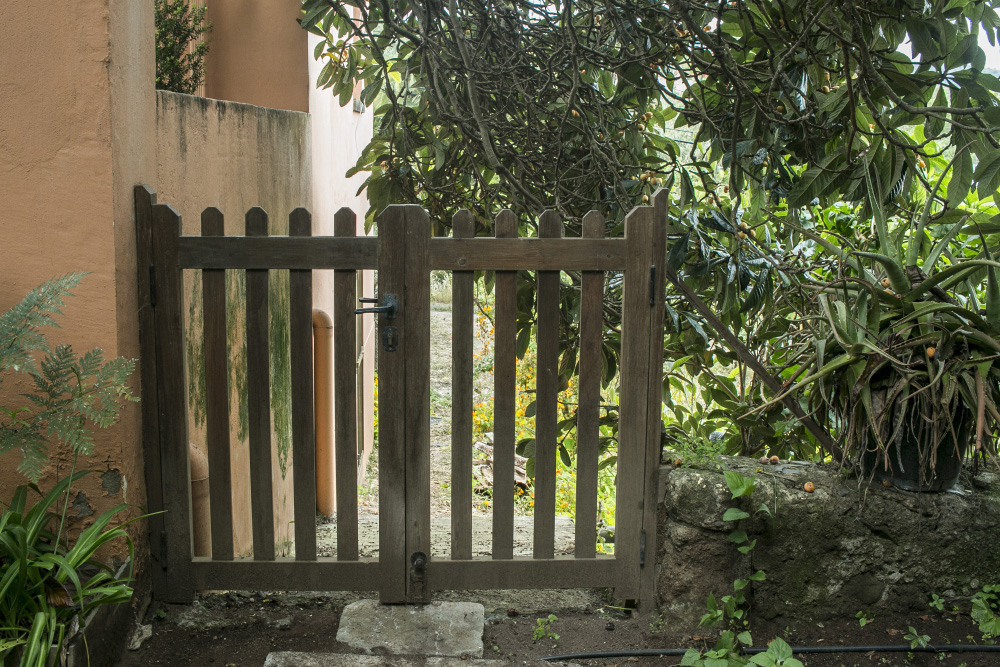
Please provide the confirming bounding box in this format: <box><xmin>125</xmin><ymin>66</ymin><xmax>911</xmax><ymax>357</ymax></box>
<box><xmin>245</xmin><ymin>207</ymin><xmax>275</xmax><ymax>561</ymax></box>
<box><xmin>450</xmin><ymin>210</ymin><xmax>475</xmax><ymax>561</ymax></box>
<box><xmin>492</xmin><ymin>210</ymin><xmax>518</xmax><ymax>560</ymax></box>
<box><xmin>202</xmin><ymin>207</ymin><xmax>234</xmax><ymax>561</ymax></box>
<box><xmin>289</xmin><ymin>208</ymin><xmax>317</xmax><ymax>562</ymax></box>
<box><xmin>334</xmin><ymin>208</ymin><xmax>360</xmax><ymax>561</ymax></box>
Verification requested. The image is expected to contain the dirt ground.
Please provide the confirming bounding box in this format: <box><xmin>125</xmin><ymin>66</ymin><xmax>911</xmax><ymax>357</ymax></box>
<box><xmin>117</xmin><ymin>591</ymin><xmax>999</xmax><ymax>667</ymax></box>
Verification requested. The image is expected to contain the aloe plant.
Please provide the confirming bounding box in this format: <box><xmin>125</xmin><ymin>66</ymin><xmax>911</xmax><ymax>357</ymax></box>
<box><xmin>763</xmin><ymin>166</ymin><xmax>1000</xmax><ymax>489</ymax></box>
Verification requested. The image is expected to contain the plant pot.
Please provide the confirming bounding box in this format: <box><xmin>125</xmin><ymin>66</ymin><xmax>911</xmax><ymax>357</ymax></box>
<box><xmin>859</xmin><ymin>406</ymin><xmax>971</xmax><ymax>492</ymax></box>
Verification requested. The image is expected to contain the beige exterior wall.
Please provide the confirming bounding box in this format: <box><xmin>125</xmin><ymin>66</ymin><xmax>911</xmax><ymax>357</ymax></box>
<box><xmin>155</xmin><ymin>90</ymin><xmax>312</xmax><ymax>557</ymax></box>
<box><xmin>0</xmin><ymin>0</ymin><xmax>154</xmax><ymax>568</ymax></box>
<box><xmin>203</xmin><ymin>0</ymin><xmax>310</xmax><ymax>113</ymax></box>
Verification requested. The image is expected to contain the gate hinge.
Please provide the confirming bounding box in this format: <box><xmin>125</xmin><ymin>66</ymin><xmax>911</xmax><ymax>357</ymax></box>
<box><xmin>149</xmin><ymin>265</ymin><xmax>157</xmax><ymax>308</ymax></box>
<box><xmin>649</xmin><ymin>265</ymin><xmax>656</xmax><ymax>306</ymax></box>
<box><xmin>159</xmin><ymin>530</ymin><xmax>168</xmax><ymax>570</ymax></box>
<box><xmin>639</xmin><ymin>530</ymin><xmax>646</xmax><ymax>568</ymax></box>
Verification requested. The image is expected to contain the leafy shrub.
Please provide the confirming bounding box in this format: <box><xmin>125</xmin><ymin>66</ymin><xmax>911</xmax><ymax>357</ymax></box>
<box><xmin>0</xmin><ymin>274</ymin><xmax>139</xmax><ymax>665</ymax></box>
<box><xmin>155</xmin><ymin>0</ymin><xmax>212</xmax><ymax>94</ymax></box>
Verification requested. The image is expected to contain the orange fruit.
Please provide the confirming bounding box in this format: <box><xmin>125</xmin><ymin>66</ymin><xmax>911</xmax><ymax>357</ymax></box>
<box><xmin>769</xmin><ymin>455</ymin><xmax>780</xmax><ymax>464</ymax></box>
<box><xmin>926</xmin><ymin>346</ymin><xmax>936</xmax><ymax>358</ymax></box>
<box><xmin>804</xmin><ymin>482</ymin><xmax>815</xmax><ymax>493</ymax></box>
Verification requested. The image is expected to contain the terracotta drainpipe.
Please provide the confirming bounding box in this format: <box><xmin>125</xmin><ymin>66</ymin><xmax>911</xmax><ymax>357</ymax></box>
<box><xmin>313</xmin><ymin>308</ymin><xmax>335</xmax><ymax>516</ymax></box>
<box><xmin>189</xmin><ymin>440</ymin><xmax>211</xmax><ymax>557</ymax></box>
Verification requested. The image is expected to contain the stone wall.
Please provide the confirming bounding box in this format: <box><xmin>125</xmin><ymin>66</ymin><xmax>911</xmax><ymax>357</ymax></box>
<box><xmin>656</xmin><ymin>456</ymin><xmax>1000</xmax><ymax>629</ymax></box>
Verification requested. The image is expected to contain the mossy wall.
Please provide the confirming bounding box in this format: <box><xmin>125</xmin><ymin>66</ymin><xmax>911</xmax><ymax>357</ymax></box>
<box><xmin>156</xmin><ymin>90</ymin><xmax>311</xmax><ymax>557</ymax></box>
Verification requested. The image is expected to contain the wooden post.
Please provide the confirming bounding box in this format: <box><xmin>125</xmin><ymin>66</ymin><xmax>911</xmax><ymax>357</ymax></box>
<box><xmin>202</xmin><ymin>207</ymin><xmax>234</xmax><ymax>561</ymax></box>
<box><xmin>377</xmin><ymin>205</ymin><xmax>409</xmax><ymax>603</ymax></box>
<box><xmin>451</xmin><ymin>210</ymin><xmax>475</xmax><ymax>561</ymax></box>
<box><xmin>290</xmin><ymin>207</ymin><xmax>317</xmax><ymax>561</ymax></box>
<box><xmin>615</xmin><ymin>205</ymin><xmax>656</xmax><ymax>601</ymax></box>
<box><xmin>403</xmin><ymin>206</ymin><xmax>431</xmax><ymax>602</ymax></box>
<box><xmin>134</xmin><ymin>185</ymin><xmax>168</xmax><ymax>598</ymax></box>
<box><xmin>150</xmin><ymin>202</ymin><xmax>195</xmax><ymax>602</ymax></box>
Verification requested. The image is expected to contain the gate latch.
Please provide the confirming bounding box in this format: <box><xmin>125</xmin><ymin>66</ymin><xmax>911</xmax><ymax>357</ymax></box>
<box><xmin>355</xmin><ymin>294</ymin><xmax>398</xmax><ymax>319</ymax></box>
<box><xmin>381</xmin><ymin>327</ymin><xmax>398</xmax><ymax>352</ymax></box>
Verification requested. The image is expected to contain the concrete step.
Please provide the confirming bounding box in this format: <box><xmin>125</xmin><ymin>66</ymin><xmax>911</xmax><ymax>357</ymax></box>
<box><xmin>336</xmin><ymin>600</ymin><xmax>485</xmax><ymax>658</ymax></box>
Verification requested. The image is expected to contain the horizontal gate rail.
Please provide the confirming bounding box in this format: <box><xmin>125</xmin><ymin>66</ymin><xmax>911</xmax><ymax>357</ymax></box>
<box><xmin>189</xmin><ymin>558</ymin><xmax>381</xmax><ymax>591</ymax></box>
<box><xmin>176</xmin><ymin>236</ymin><xmax>626</xmax><ymax>271</ymax></box>
<box><xmin>427</xmin><ymin>556</ymin><xmax>619</xmax><ymax>591</ymax></box>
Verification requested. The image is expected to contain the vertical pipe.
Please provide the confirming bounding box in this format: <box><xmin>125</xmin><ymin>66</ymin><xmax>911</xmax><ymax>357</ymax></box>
<box><xmin>313</xmin><ymin>308</ymin><xmax>335</xmax><ymax>516</ymax></box>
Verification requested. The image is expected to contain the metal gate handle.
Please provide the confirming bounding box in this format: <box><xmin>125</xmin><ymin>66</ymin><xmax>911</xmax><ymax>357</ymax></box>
<box><xmin>355</xmin><ymin>294</ymin><xmax>398</xmax><ymax>319</ymax></box>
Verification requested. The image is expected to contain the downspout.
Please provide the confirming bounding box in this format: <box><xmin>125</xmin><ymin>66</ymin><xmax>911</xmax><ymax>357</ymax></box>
<box><xmin>313</xmin><ymin>308</ymin><xmax>335</xmax><ymax>517</ymax></box>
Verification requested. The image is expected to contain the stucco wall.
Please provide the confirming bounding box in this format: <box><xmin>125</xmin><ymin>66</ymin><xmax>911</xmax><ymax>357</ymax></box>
<box><xmin>155</xmin><ymin>90</ymin><xmax>312</xmax><ymax>557</ymax></box>
<box><xmin>203</xmin><ymin>0</ymin><xmax>310</xmax><ymax>112</ymax></box>
<box><xmin>0</xmin><ymin>0</ymin><xmax>153</xmax><ymax>569</ymax></box>
<box><xmin>307</xmin><ymin>34</ymin><xmax>377</xmax><ymax>497</ymax></box>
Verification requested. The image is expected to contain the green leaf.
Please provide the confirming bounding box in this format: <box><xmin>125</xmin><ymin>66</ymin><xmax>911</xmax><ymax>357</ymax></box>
<box><xmin>723</xmin><ymin>508</ymin><xmax>751</xmax><ymax>522</ymax></box>
<box><xmin>975</xmin><ymin>152</ymin><xmax>1000</xmax><ymax>200</ymax></box>
<box><xmin>947</xmin><ymin>147</ymin><xmax>973</xmax><ymax>207</ymax></box>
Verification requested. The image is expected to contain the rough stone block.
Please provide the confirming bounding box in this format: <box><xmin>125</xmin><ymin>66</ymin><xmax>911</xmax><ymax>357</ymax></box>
<box><xmin>336</xmin><ymin>600</ymin><xmax>485</xmax><ymax>658</ymax></box>
<box><xmin>656</xmin><ymin>458</ymin><xmax>1000</xmax><ymax>629</ymax></box>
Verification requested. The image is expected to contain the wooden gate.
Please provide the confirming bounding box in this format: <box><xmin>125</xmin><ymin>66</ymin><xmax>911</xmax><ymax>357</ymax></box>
<box><xmin>135</xmin><ymin>185</ymin><xmax>666</xmax><ymax>605</ymax></box>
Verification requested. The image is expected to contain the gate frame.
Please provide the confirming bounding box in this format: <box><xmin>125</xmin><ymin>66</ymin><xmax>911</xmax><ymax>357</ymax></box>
<box><xmin>135</xmin><ymin>185</ymin><xmax>667</xmax><ymax>606</ymax></box>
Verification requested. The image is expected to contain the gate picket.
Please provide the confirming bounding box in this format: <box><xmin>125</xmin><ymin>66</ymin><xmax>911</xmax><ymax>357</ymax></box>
<box><xmin>202</xmin><ymin>207</ymin><xmax>234</xmax><ymax>561</ymax></box>
<box><xmin>575</xmin><ymin>211</ymin><xmax>605</xmax><ymax>559</ymax></box>
<box><xmin>492</xmin><ymin>210</ymin><xmax>518</xmax><ymax>560</ymax></box>
<box><xmin>245</xmin><ymin>207</ymin><xmax>275</xmax><ymax>561</ymax></box>
<box><xmin>333</xmin><ymin>208</ymin><xmax>360</xmax><ymax>561</ymax></box>
<box><xmin>534</xmin><ymin>211</ymin><xmax>562</xmax><ymax>560</ymax></box>
<box><xmin>450</xmin><ymin>210</ymin><xmax>475</xmax><ymax>561</ymax></box>
<box><xmin>290</xmin><ymin>208</ymin><xmax>317</xmax><ymax>561</ymax></box>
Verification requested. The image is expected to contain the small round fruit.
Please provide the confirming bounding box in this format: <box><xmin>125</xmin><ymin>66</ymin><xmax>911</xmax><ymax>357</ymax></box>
<box><xmin>804</xmin><ymin>482</ymin><xmax>815</xmax><ymax>493</ymax></box>
<box><xmin>881</xmin><ymin>278</ymin><xmax>890</xmax><ymax>287</ymax></box>
<box><xmin>769</xmin><ymin>455</ymin><xmax>780</xmax><ymax>464</ymax></box>
<box><xmin>738</xmin><ymin>231</ymin><xmax>748</xmax><ymax>240</ymax></box>
<box><xmin>644</xmin><ymin>111</ymin><xmax>654</xmax><ymax>120</ymax></box>
<box><xmin>638</xmin><ymin>123</ymin><xmax>646</xmax><ymax>131</ymax></box>
<box><xmin>824</xmin><ymin>71</ymin><xmax>831</xmax><ymax>81</ymax></box>
<box><xmin>776</xmin><ymin>104</ymin><xmax>786</xmax><ymax>113</ymax></box>
<box><xmin>571</xmin><ymin>109</ymin><xmax>580</xmax><ymax>117</ymax></box>
<box><xmin>882</xmin><ymin>479</ymin><xmax>893</xmax><ymax>488</ymax></box>
<box><xmin>918</xmin><ymin>159</ymin><xmax>926</xmax><ymax>168</ymax></box>
<box><xmin>759</xmin><ymin>456</ymin><xmax>770</xmax><ymax>464</ymax></box>
<box><xmin>926</xmin><ymin>346</ymin><xmax>936</xmax><ymax>359</ymax></box>
<box><xmin>641</xmin><ymin>194</ymin><xmax>650</xmax><ymax>203</ymax></box>
<box><xmin>640</xmin><ymin>173</ymin><xmax>649</xmax><ymax>181</ymax></box>
<box><xmin>820</xmin><ymin>85</ymin><xmax>831</xmax><ymax>93</ymax></box>
<box><xmin>618</xmin><ymin>130</ymin><xmax>625</xmax><ymax>137</ymax></box>
<box><xmin>673</xmin><ymin>458</ymin><xmax>683</xmax><ymax>467</ymax></box>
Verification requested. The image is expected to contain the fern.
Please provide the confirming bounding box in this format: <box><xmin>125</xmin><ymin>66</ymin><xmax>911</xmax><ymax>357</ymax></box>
<box><xmin>0</xmin><ymin>275</ymin><xmax>136</xmax><ymax>482</ymax></box>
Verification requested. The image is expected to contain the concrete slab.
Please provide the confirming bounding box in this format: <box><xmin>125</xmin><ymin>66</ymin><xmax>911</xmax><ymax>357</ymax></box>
<box><xmin>264</xmin><ymin>653</ymin><xmax>581</xmax><ymax>666</ymax></box>
<box><xmin>335</xmin><ymin>600</ymin><xmax>485</xmax><ymax>658</ymax></box>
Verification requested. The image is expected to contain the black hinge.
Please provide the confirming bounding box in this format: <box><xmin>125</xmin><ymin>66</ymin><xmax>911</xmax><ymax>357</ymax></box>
<box><xmin>639</xmin><ymin>530</ymin><xmax>646</xmax><ymax>567</ymax></box>
<box><xmin>149</xmin><ymin>265</ymin><xmax>157</xmax><ymax>308</ymax></box>
<box><xmin>649</xmin><ymin>265</ymin><xmax>656</xmax><ymax>306</ymax></box>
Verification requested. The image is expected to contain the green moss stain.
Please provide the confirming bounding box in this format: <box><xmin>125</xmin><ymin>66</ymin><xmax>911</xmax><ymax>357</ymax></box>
<box><xmin>186</xmin><ymin>270</ymin><xmax>207</xmax><ymax>427</ymax></box>
<box><xmin>269</xmin><ymin>268</ymin><xmax>292</xmax><ymax>479</ymax></box>
<box><xmin>226</xmin><ymin>269</ymin><xmax>249</xmax><ymax>443</ymax></box>
<box><xmin>184</xmin><ymin>238</ymin><xmax>292</xmax><ymax>481</ymax></box>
